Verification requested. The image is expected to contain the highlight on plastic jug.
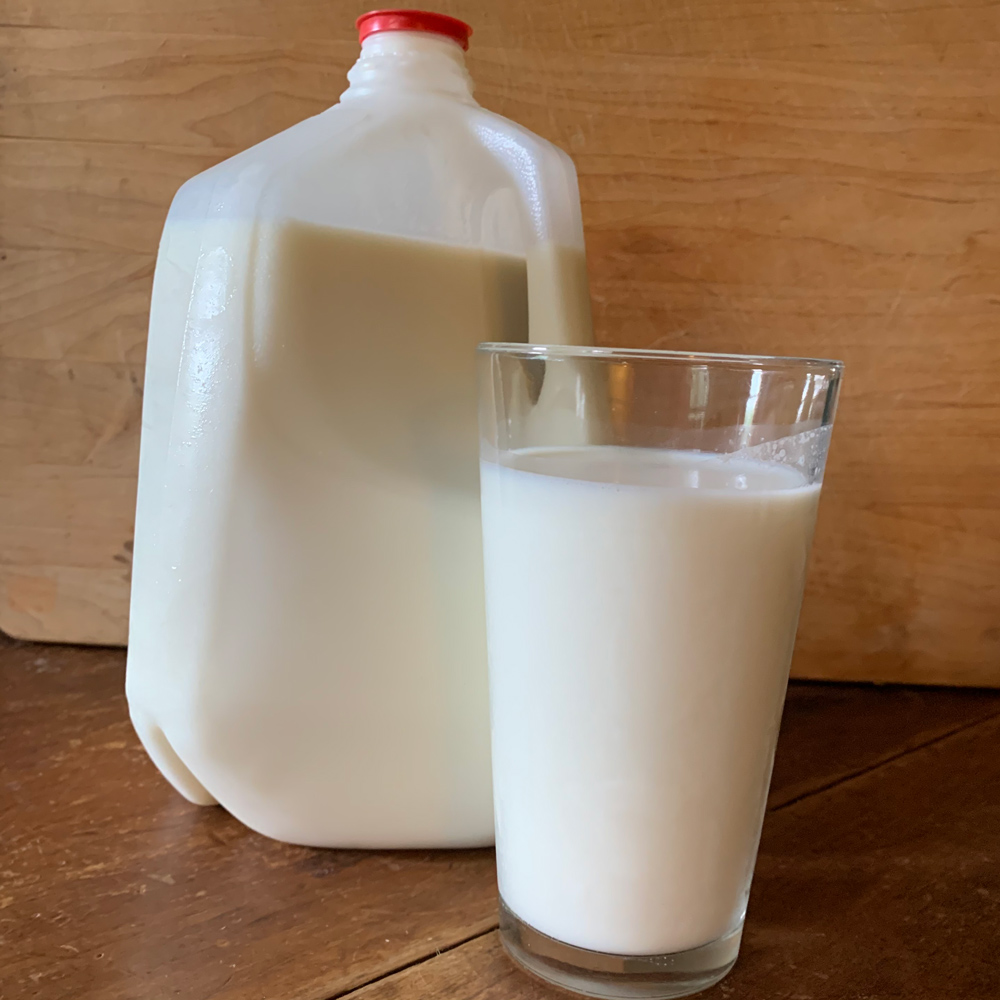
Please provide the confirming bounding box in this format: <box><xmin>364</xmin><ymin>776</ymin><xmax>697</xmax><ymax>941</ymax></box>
<box><xmin>125</xmin><ymin>9</ymin><xmax>595</xmax><ymax>848</ymax></box>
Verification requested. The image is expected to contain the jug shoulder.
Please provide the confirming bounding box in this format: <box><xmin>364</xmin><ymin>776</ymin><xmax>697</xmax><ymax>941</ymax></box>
<box><xmin>162</xmin><ymin>102</ymin><xmax>367</xmax><ymax>226</ymax></box>
<box><xmin>469</xmin><ymin>104</ymin><xmax>579</xmax><ymax>174</ymax></box>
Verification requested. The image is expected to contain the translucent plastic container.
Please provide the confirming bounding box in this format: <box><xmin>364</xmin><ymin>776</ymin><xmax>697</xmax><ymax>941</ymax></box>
<box><xmin>126</xmin><ymin>10</ymin><xmax>593</xmax><ymax>848</ymax></box>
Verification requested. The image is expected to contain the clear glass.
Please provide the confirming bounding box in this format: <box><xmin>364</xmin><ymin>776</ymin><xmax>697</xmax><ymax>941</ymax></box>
<box><xmin>477</xmin><ymin>344</ymin><xmax>842</xmax><ymax>999</ymax></box>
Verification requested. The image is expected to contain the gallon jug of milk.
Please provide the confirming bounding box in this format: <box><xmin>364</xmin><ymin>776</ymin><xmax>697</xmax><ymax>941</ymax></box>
<box><xmin>126</xmin><ymin>9</ymin><xmax>593</xmax><ymax>848</ymax></box>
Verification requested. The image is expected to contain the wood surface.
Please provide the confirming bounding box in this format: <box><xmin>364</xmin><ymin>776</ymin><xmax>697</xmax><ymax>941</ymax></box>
<box><xmin>351</xmin><ymin>717</ymin><xmax>1000</xmax><ymax>1000</ymax></box>
<box><xmin>4</xmin><ymin>634</ymin><xmax>1000</xmax><ymax>998</ymax></box>
<box><xmin>1</xmin><ymin>0</ymin><xmax>998</xmax><ymax>682</ymax></box>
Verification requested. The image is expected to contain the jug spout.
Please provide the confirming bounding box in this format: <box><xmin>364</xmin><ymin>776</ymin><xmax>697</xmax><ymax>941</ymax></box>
<box><xmin>341</xmin><ymin>19</ymin><xmax>475</xmax><ymax>104</ymax></box>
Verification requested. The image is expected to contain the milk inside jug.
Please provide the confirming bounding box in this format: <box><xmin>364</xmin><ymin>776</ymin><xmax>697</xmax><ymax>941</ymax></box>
<box><xmin>125</xmin><ymin>10</ymin><xmax>594</xmax><ymax>848</ymax></box>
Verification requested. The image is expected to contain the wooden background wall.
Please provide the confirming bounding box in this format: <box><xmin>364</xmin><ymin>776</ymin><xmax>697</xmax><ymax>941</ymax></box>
<box><xmin>1</xmin><ymin>0</ymin><xmax>998</xmax><ymax>685</ymax></box>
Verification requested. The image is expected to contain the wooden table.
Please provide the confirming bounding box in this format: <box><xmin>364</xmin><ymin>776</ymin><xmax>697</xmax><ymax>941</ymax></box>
<box><xmin>3</xmin><ymin>633</ymin><xmax>999</xmax><ymax>1000</ymax></box>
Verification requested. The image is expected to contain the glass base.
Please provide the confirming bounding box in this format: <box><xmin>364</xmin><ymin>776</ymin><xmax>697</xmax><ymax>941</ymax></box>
<box><xmin>498</xmin><ymin>898</ymin><xmax>742</xmax><ymax>999</ymax></box>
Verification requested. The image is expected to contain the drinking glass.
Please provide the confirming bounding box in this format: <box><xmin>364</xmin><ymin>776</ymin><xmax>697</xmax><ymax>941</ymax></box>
<box><xmin>477</xmin><ymin>344</ymin><xmax>842</xmax><ymax>999</ymax></box>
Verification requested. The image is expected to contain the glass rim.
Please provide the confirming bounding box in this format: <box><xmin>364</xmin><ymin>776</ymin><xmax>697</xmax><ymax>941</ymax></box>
<box><xmin>478</xmin><ymin>342</ymin><xmax>844</xmax><ymax>373</ymax></box>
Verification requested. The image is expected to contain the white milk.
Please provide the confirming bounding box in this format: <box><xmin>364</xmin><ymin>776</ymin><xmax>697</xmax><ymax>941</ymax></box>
<box><xmin>480</xmin><ymin>446</ymin><xmax>820</xmax><ymax>955</ymax></box>
<box><xmin>128</xmin><ymin>221</ymin><xmax>590</xmax><ymax>848</ymax></box>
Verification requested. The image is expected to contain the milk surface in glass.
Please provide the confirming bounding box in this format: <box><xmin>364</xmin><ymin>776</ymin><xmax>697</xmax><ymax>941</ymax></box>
<box><xmin>481</xmin><ymin>445</ymin><xmax>820</xmax><ymax>955</ymax></box>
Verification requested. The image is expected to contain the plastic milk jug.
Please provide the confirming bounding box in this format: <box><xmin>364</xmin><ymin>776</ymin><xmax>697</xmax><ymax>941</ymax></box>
<box><xmin>125</xmin><ymin>10</ymin><xmax>593</xmax><ymax>847</ymax></box>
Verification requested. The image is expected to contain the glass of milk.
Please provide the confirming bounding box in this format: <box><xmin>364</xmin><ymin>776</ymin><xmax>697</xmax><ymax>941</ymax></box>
<box><xmin>478</xmin><ymin>344</ymin><xmax>842</xmax><ymax>999</ymax></box>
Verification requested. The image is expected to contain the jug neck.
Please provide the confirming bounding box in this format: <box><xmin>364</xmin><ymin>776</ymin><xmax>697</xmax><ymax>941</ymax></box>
<box><xmin>341</xmin><ymin>31</ymin><xmax>476</xmax><ymax>104</ymax></box>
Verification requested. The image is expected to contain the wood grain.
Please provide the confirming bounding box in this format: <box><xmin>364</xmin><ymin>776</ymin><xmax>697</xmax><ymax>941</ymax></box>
<box><xmin>0</xmin><ymin>637</ymin><xmax>498</xmax><ymax>1000</ymax></box>
<box><xmin>0</xmin><ymin>140</ymin><xmax>217</xmax><ymax>253</ymax></box>
<box><xmin>0</xmin><ymin>0</ymin><xmax>998</xmax><ymax>682</ymax></box>
<box><xmin>1</xmin><ymin>250</ymin><xmax>152</xmax><ymax>362</ymax></box>
<box><xmin>768</xmin><ymin>680</ymin><xmax>1000</xmax><ymax>809</ymax></box>
<box><xmin>0</xmin><ymin>28</ymin><xmax>350</xmax><ymax>150</ymax></box>
<box><xmin>4</xmin><ymin>0</ymin><xmax>999</xmax><ymax>47</ymax></box>
<box><xmin>342</xmin><ymin>715</ymin><xmax>1000</xmax><ymax>1000</ymax></box>
<box><xmin>3</xmin><ymin>634</ymin><xmax>999</xmax><ymax>999</ymax></box>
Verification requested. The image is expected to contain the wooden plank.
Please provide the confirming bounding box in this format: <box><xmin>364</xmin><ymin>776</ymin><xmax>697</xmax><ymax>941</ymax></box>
<box><xmin>0</xmin><ymin>251</ymin><xmax>150</xmax><ymax>642</ymax></box>
<box><xmin>770</xmin><ymin>681</ymin><xmax>1000</xmax><ymax>808</ymax></box>
<box><xmin>3</xmin><ymin>635</ymin><xmax>998</xmax><ymax>999</ymax></box>
<box><xmin>0</xmin><ymin>470</ymin><xmax>136</xmax><ymax>645</ymax></box>
<box><xmin>0</xmin><ymin>139</ymin><xmax>218</xmax><ymax>253</ymax></box>
<box><xmin>0</xmin><ymin>27</ymin><xmax>351</xmax><ymax>151</ymax></box>
<box><xmin>798</xmin><ymin>500</ymin><xmax>1000</xmax><ymax>686</ymax></box>
<box><xmin>339</xmin><ymin>713</ymin><xmax>1000</xmax><ymax>999</ymax></box>
<box><xmin>6</xmin><ymin>26</ymin><xmax>1000</xmax><ymax>155</ymax></box>
<box><xmin>1</xmin><ymin>0</ymin><xmax>999</xmax><ymax>682</ymax></box>
<box><xmin>1</xmin><ymin>563</ymin><xmax>132</xmax><ymax>645</ymax></box>
<box><xmin>0</xmin><ymin>145</ymin><xmax>183</xmax><ymax>643</ymax></box>
<box><xmin>0</xmin><ymin>250</ymin><xmax>152</xmax><ymax>362</ymax></box>
<box><xmin>0</xmin><ymin>353</ymin><xmax>143</xmax><ymax>644</ymax></box>
<box><xmin>2</xmin><ymin>0</ymin><xmax>998</xmax><ymax>49</ymax></box>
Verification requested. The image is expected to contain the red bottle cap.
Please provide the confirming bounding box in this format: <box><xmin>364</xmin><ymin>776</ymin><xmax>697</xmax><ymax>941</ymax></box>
<box><xmin>356</xmin><ymin>9</ymin><xmax>473</xmax><ymax>50</ymax></box>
